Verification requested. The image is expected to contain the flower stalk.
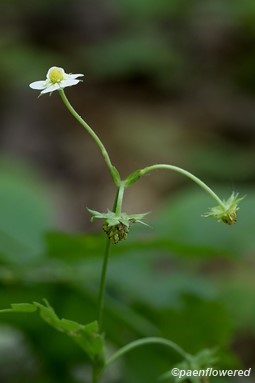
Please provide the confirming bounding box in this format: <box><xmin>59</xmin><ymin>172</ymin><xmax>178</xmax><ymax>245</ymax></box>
<box><xmin>125</xmin><ymin>164</ymin><xmax>243</xmax><ymax>225</ymax></box>
<box><xmin>106</xmin><ymin>337</ymin><xmax>192</xmax><ymax>366</ymax></box>
<box><xmin>58</xmin><ymin>89</ymin><xmax>120</xmax><ymax>187</ymax></box>
<box><xmin>126</xmin><ymin>164</ymin><xmax>225</xmax><ymax>207</ymax></box>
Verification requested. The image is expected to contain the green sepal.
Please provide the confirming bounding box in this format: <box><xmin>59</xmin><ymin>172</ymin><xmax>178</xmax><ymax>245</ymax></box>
<box><xmin>203</xmin><ymin>193</ymin><xmax>245</xmax><ymax>225</ymax></box>
<box><xmin>87</xmin><ymin>208</ymin><xmax>150</xmax><ymax>227</ymax></box>
<box><xmin>87</xmin><ymin>208</ymin><xmax>150</xmax><ymax>243</ymax></box>
<box><xmin>0</xmin><ymin>300</ymin><xmax>105</xmax><ymax>366</ymax></box>
<box><xmin>124</xmin><ymin>170</ymin><xmax>142</xmax><ymax>187</ymax></box>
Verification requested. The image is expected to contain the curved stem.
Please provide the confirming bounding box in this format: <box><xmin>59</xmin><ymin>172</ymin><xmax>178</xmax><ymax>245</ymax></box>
<box><xmin>139</xmin><ymin>164</ymin><xmax>225</xmax><ymax>208</ymax></box>
<box><xmin>106</xmin><ymin>337</ymin><xmax>191</xmax><ymax>366</ymax></box>
<box><xmin>58</xmin><ymin>89</ymin><xmax>120</xmax><ymax>186</ymax></box>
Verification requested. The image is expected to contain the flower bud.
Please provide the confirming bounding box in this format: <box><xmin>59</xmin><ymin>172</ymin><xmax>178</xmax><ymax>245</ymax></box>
<box><xmin>87</xmin><ymin>208</ymin><xmax>150</xmax><ymax>244</ymax></box>
<box><xmin>204</xmin><ymin>193</ymin><xmax>244</xmax><ymax>225</ymax></box>
<box><xmin>103</xmin><ymin>222</ymin><xmax>129</xmax><ymax>244</ymax></box>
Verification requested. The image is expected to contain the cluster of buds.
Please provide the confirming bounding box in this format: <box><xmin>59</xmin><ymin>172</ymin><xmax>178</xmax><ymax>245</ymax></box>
<box><xmin>103</xmin><ymin>221</ymin><xmax>130</xmax><ymax>244</ymax></box>
<box><xmin>87</xmin><ymin>209</ymin><xmax>149</xmax><ymax>244</ymax></box>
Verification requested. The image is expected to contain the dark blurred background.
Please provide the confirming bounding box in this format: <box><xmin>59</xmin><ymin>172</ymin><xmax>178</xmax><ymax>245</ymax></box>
<box><xmin>0</xmin><ymin>0</ymin><xmax>255</xmax><ymax>382</ymax></box>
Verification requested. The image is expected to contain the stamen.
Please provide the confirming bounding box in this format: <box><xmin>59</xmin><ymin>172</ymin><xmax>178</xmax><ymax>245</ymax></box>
<box><xmin>48</xmin><ymin>68</ymin><xmax>64</xmax><ymax>83</ymax></box>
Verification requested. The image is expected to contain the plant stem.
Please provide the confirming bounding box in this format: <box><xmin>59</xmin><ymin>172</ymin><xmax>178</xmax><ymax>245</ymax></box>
<box><xmin>94</xmin><ymin>184</ymin><xmax>126</xmax><ymax>382</ymax></box>
<box><xmin>92</xmin><ymin>364</ymin><xmax>101</xmax><ymax>383</ymax></box>
<box><xmin>115</xmin><ymin>181</ymin><xmax>125</xmax><ymax>215</ymax></box>
<box><xmin>58</xmin><ymin>89</ymin><xmax>120</xmax><ymax>186</ymax></box>
<box><xmin>97</xmin><ymin>238</ymin><xmax>111</xmax><ymax>333</ymax></box>
<box><xmin>97</xmin><ymin>185</ymin><xmax>123</xmax><ymax>332</ymax></box>
<box><xmin>139</xmin><ymin>164</ymin><xmax>225</xmax><ymax>208</ymax></box>
<box><xmin>106</xmin><ymin>337</ymin><xmax>191</xmax><ymax>366</ymax></box>
<box><xmin>92</xmin><ymin>365</ymin><xmax>97</xmax><ymax>383</ymax></box>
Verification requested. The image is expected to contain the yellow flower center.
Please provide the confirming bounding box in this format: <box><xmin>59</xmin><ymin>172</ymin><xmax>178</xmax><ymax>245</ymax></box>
<box><xmin>48</xmin><ymin>68</ymin><xmax>64</xmax><ymax>83</ymax></box>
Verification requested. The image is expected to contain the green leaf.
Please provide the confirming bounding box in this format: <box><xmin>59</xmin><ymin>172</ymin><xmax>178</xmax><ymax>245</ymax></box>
<box><xmin>34</xmin><ymin>301</ymin><xmax>105</xmax><ymax>364</ymax></box>
<box><xmin>0</xmin><ymin>302</ymin><xmax>37</xmax><ymax>313</ymax></box>
<box><xmin>0</xmin><ymin>301</ymin><xmax>105</xmax><ymax>366</ymax></box>
<box><xmin>125</xmin><ymin>170</ymin><xmax>142</xmax><ymax>186</ymax></box>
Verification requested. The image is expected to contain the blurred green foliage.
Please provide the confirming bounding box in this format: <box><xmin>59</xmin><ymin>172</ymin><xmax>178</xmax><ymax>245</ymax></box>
<box><xmin>0</xmin><ymin>159</ymin><xmax>53</xmax><ymax>263</ymax></box>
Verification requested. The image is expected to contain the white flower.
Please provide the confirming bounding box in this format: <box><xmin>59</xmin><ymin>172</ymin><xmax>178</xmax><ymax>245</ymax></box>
<box><xmin>29</xmin><ymin>66</ymin><xmax>84</xmax><ymax>95</ymax></box>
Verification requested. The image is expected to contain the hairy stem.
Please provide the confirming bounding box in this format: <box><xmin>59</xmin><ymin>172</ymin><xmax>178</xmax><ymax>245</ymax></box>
<box><xmin>139</xmin><ymin>164</ymin><xmax>225</xmax><ymax>208</ymax></box>
<box><xmin>59</xmin><ymin>89</ymin><xmax>120</xmax><ymax>186</ymax></box>
<box><xmin>106</xmin><ymin>337</ymin><xmax>191</xmax><ymax>366</ymax></box>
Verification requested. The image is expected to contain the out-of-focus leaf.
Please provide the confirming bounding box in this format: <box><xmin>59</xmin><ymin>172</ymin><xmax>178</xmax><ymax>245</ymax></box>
<box><xmin>0</xmin><ymin>159</ymin><xmax>54</xmax><ymax>263</ymax></box>
<box><xmin>46</xmin><ymin>231</ymin><xmax>223</xmax><ymax>262</ymax></box>
<box><xmin>86</xmin><ymin>34</ymin><xmax>183</xmax><ymax>85</ymax></box>
<box><xmin>115</xmin><ymin>0</ymin><xmax>193</xmax><ymax>18</ymax></box>
<box><xmin>46</xmin><ymin>232</ymin><xmax>106</xmax><ymax>261</ymax></box>
<box><xmin>221</xmin><ymin>267</ymin><xmax>255</xmax><ymax>331</ymax></box>
<box><xmin>0</xmin><ymin>41</ymin><xmax>61</xmax><ymax>85</ymax></box>
<box><xmin>159</xmin><ymin>348</ymin><xmax>218</xmax><ymax>382</ymax></box>
<box><xmin>105</xmin><ymin>252</ymin><xmax>218</xmax><ymax>308</ymax></box>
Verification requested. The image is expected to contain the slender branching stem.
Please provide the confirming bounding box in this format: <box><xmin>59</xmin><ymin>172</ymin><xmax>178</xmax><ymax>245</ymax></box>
<box><xmin>139</xmin><ymin>164</ymin><xmax>225</xmax><ymax>208</ymax></box>
<box><xmin>106</xmin><ymin>337</ymin><xmax>191</xmax><ymax>366</ymax></box>
<box><xmin>58</xmin><ymin>89</ymin><xmax>120</xmax><ymax>186</ymax></box>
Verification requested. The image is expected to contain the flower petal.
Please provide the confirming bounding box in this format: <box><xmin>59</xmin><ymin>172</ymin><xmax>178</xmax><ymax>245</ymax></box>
<box><xmin>69</xmin><ymin>73</ymin><xmax>84</xmax><ymax>79</ymax></box>
<box><xmin>60</xmin><ymin>78</ymin><xmax>80</xmax><ymax>88</ymax></box>
<box><xmin>30</xmin><ymin>67</ymin><xmax>84</xmax><ymax>94</ymax></box>
<box><xmin>29</xmin><ymin>81</ymin><xmax>46</xmax><ymax>90</ymax></box>
<box><xmin>41</xmin><ymin>84</ymin><xmax>60</xmax><ymax>94</ymax></box>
